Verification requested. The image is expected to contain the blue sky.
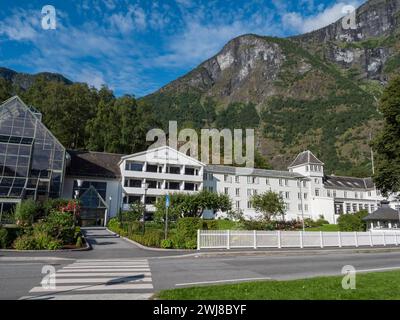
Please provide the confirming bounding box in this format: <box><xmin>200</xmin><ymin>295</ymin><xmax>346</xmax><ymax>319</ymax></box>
<box><xmin>0</xmin><ymin>0</ymin><xmax>364</xmax><ymax>97</ymax></box>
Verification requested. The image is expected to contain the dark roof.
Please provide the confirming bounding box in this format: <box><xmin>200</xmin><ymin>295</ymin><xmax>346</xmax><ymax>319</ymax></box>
<box><xmin>288</xmin><ymin>150</ymin><xmax>324</xmax><ymax>168</ymax></box>
<box><xmin>206</xmin><ymin>165</ymin><xmax>305</xmax><ymax>179</ymax></box>
<box><xmin>66</xmin><ymin>150</ymin><xmax>123</xmax><ymax>179</ymax></box>
<box><xmin>363</xmin><ymin>202</ymin><xmax>399</xmax><ymax>221</ymax></box>
<box><xmin>323</xmin><ymin>175</ymin><xmax>374</xmax><ymax>190</ymax></box>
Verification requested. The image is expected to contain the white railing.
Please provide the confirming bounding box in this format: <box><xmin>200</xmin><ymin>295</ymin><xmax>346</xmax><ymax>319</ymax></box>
<box><xmin>197</xmin><ymin>230</ymin><xmax>400</xmax><ymax>250</ymax></box>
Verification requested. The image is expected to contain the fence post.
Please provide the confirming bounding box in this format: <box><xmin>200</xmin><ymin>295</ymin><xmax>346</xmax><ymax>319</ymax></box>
<box><xmin>253</xmin><ymin>230</ymin><xmax>257</xmax><ymax>249</ymax></box>
<box><xmin>227</xmin><ymin>230</ymin><xmax>230</xmax><ymax>250</ymax></box>
<box><xmin>320</xmin><ymin>231</ymin><xmax>324</xmax><ymax>248</ymax></box>
<box><xmin>383</xmin><ymin>232</ymin><xmax>386</xmax><ymax>247</ymax></box>
<box><xmin>197</xmin><ymin>229</ymin><xmax>201</xmax><ymax>251</ymax></box>
<box><xmin>396</xmin><ymin>232</ymin><xmax>398</xmax><ymax>246</ymax></box>
<box><xmin>354</xmin><ymin>232</ymin><xmax>358</xmax><ymax>248</ymax></box>
<box><xmin>369</xmin><ymin>231</ymin><xmax>373</xmax><ymax>247</ymax></box>
<box><xmin>300</xmin><ymin>231</ymin><xmax>303</xmax><ymax>248</ymax></box>
<box><xmin>277</xmin><ymin>231</ymin><xmax>281</xmax><ymax>249</ymax></box>
<box><xmin>338</xmin><ymin>231</ymin><xmax>342</xmax><ymax>248</ymax></box>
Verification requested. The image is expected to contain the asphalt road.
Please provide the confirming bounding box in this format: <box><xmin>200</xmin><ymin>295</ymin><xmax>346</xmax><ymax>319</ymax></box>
<box><xmin>2</xmin><ymin>227</ymin><xmax>400</xmax><ymax>299</ymax></box>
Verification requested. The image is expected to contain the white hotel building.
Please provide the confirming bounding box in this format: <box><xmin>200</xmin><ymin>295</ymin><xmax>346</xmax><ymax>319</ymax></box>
<box><xmin>97</xmin><ymin>145</ymin><xmax>395</xmax><ymax>224</ymax></box>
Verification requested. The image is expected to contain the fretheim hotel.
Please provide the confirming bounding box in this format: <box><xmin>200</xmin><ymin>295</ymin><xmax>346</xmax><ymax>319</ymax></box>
<box><xmin>0</xmin><ymin>96</ymin><xmax>398</xmax><ymax>225</ymax></box>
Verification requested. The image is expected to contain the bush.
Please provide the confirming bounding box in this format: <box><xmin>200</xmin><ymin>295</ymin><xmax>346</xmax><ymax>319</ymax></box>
<box><xmin>161</xmin><ymin>239</ymin><xmax>174</xmax><ymax>249</ymax></box>
<box><xmin>338</xmin><ymin>210</ymin><xmax>368</xmax><ymax>231</ymax></box>
<box><xmin>131</xmin><ymin>230</ymin><xmax>164</xmax><ymax>247</ymax></box>
<box><xmin>0</xmin><ymin>227</ymin><xmax>7</xmax><ymax>249</ymax></box>
<box><xmin>184</xmin><ymin>239</ymin><xmax>197</xmax><ymax>249</ymax></box>
<box><xmin>41</xmin><ymin>211</ymin><xmax>75</xmax><ymax>244</ymax></box>
<box><xmin>76</xmin><ymin>236</ymin><xmax>83</xmax><ymax>248</ymax></box>
<box><xmin>33</xmin><ymin>230</ymin><xmax>62</xmax><ymax>250</ymax></box>
<box><xmin>13</xmin><ymin>235</ymin><xmax>37</xmax><ymax>250</ymax></box>
<box><xmin>173</xmin><ymin>217</ymin><xmax>202</xmax><ymax>248</ymax></box>
<box><xmin>14</xmin><ymin>200</ymin><xmax>40</xmax><ymax>226</ymax></box>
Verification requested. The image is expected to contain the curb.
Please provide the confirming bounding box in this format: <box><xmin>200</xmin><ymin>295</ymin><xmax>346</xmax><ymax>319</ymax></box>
<box><xmin>105</xmin><ymin>228</ymin><xmax>193</xmax><ymax>253</ymax></box>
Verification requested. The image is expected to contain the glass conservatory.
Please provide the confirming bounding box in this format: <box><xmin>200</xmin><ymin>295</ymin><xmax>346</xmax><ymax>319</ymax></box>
<box><xmin>0</xmin><ymin>96</ymin><xmax>66</xmax><ymax>216</ymax></box>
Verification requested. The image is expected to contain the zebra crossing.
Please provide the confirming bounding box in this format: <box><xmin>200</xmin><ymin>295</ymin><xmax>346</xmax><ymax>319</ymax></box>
<box><xmin>20</xmin><ymin>259</ymin><xmax>154</xmax><ymax>300</ymax></box>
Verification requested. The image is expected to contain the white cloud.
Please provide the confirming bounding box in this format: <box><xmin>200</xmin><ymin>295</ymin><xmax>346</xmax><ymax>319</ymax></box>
<box><xmin>282</xmin><ymin>1</ymin><xmax>362</xmax><ymax>34</ymax></box>
<box><xmin>0</xmin><ymin>9</ymin><xmax>39</xmax><ymax>40</ymax></box>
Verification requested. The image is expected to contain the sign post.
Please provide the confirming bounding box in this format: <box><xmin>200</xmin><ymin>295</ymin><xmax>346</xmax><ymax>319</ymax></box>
<box><xmin>165</xmin><ymin>194</ymin><xmax>170</xmax><ymax>240</ymax></box>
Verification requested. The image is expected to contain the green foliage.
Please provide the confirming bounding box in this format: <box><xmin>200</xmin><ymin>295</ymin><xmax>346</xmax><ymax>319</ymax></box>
<box><xmin>0</xmin><ymin>227</ymin><xmax>7</xmax><ymax>249</ymax></box>
<box><xmin>173</xmin><ymin>217</ymin><xmax>202</xmax><ymax>249</ymax></box>
<box><xmin>337</xmin><ymin>210</ymin><xmax>369</xmax><ymax>231</ymax></box>
<box><xmin>251</xmin><ymin>191</ymin><xmax>286</xmax><ymax>221</ymax></box>
<box><xmin>40</xmin><ymin>211</ymin><xmax>75</xmax><ymax>244</ymax></box>
<box><xmin>215</xmin><ymin>102</ymin><xmax>260</xmax><ymax>130</ymax></box>
<box><xmin>14</xmin><ymin>200</ymin><xmax>40</xmax><ymax>226</ymax></box>
<box><xmin>155</xmin><ymin>191</ymin><xmax>232</xmax><ymax>220</ymax></box>
<box><xmin>161</xmin><ymin>239</ymin><xmax>174</xmax><ymax>249</ymax></box>
<box><xmin>131</xmin><ymin>230</ymin><xmax>164</xmax><ymax>247</ymax></box>
<box><xmin>373</xmin><ymin>76</ymin><xmax>400</xmax><ymax>195</ymax></box>
<box><xmin>13</xmin><ymin>234</ymin><xmax>37</xmax><ymax>250</ymax></box>
<box><xmin>76</xmin><ymin>236</ymin><xmax>83</xmax><ymax>248</ymax></box>
<box><xmin>120</xmin><ymin>202</ymin><xmax>146</xmax><ymax>222</ymax></box>
<box><xmin>42</xmin><ymin>199</ymin><xmax>70</xmax><ymax>216</ymax></box>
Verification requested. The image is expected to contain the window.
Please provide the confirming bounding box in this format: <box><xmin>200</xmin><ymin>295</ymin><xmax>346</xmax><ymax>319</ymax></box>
<box><xmin>279</xmin><ymin>179</ymin><xmax>283</xmax><ymax>186</ymax></box>
<box><xmin>235</xmin><ymin>176</ymin><xmax>240</xmax><ymax>183</ymax></box>
<box><xmin>344</xmin><ymin>191</ymin><xmax>347</xmax><ymax>198</ymax></box>
<box><xmin>327</xmin><ymin>190</ymin><xmax>331</xmax><ymax>197</ymax></box>
<box><xmin>370</xmin><ymin>204</ymin><xmax>375</xmax><ymax>212</ymax></box>
<box><xmin>298</xmin><ymin>192</ymin><xmax>301</xmax><ymax>199</ymax></box>
<box><xmin>297</xmin><ymin>180</ymin><xmax>301</xmax><ymax>187</ymax></box>
<box><xmin>126</xmin><ymin>162</ymin><xmax>143</xmax><ymax>171</ymax></box>
<box><xmin>315</xmin><ymin>189</ymin><xmax>320</xmax><ymax>197</ymax></box>
<box><xmin>360</xmin><ymin>192</ymin><xmax>364</xmax><ymax>199</ymax></box>
<box><xmin>346</xmin><ymin>203</ymin><xmax>351</xmax><ymax>213</ymax></box>
<box><xmin>235</xmin><ymin>188</ymin><xmax>240</xmax><ymax>196</ymax></box>
<box><xmin>247</xmin><ymin>201</ymin><xmax>252</xmax><ymax>209</ymax></box>
<box><xmin>224</xmin><ymin>175</ymin><xmax>231</xmax><ymax>183</ymax></box>
<box><xmin>166</xmin><ymin>182</ymin><xmax>180</xmax><ymax>190</ymax></box>
<box><xmin>352</xmin><ymin>203</ymin><xmax>357</xmax><ymax>212</ymax></box>
<box><xmin>368</xmin><ymin>191</ymin><xmax>372</xmax><ymax>197</ymax></box>
<box><xmin>279</xmin><ymin>191</ymin><xmax>283</xmax><ymax>197</ymax></box>
<box><xmin>236</xmin><ymin>201</ymin><xmax>240</xmax><ymax>209</ymax></box>
<box><xmin>355</xmin><ymin>192</ymin><xmax>358</xmax><ymax>199</ymax></box>
<box><xmin>184</xmin><ymin>167</ymin><xmax>196</xmax><ymax>175</ymax></box>
<box><xmin>124</xmin><ymin>179</ymin><xmax>141</xmax><ymax>188</ymax></box>
<box><xmin>285</xmin><ymin>203</ymin><xmax>290</xmax><ymax>210</ymax></box>
<box><xmin>147</xmin><ymin>180</ymin><xmax>159</xmax><ymax>189</ymax></box>
<box><xmin>314</xmin><ymin>178</ymin><xmax>319</xmax><ymax>184</ymax></box>
<box><xmin>298</xmin><ymin>204</ymin><xmax>302</xmax><ymax>211</ymax></box>
<box><xmin>304</xmin><ymin>193</ymin><xmax>308</xmax><ymax>199</ymax></box>
<box><xmin>285</xmin><ymin>192</ymin><xmax>290</xmax><ymax>199</ymax></box>
<box><xmin>306</xmin><ymin>165</ymin><xmax>309</xmax><ymax>172</ymax></box>
<box><xmin>285</xmin><ymin>179</ymin><xmax>289</xmax><ymax>186</ymax></box>
<box><xmin>224</xmin><ymin>187</ymin><xmax>229</xmax><ymax>195</ymax></box>
<box><xmin>146</xmin><ymin>164</ymin><xmax>158</xmax><ymax>173</ymax></box>
<box><xmin>304</xmin><ymin>204</ymin><xmax>308</xmax><ymax>211</ymax></box>
<box><xmin>247</xmin><ymin>189</ymin><xmax>252</xmax><ymax>196</ymax></box>
<box><xmin>184</xmin><ymin>183</ymin><xmax>196</xmax><ymax>191</ymax></box>
<box><xmin>333</xmin><ymin>190</ymin><xmax>337</xmax><ymax>198</ymax></box>
<box><xmin>265</xmin><ymin>178</ymin><xmax>269</xmax><ymax>185</ymax></box>
<box><xmin>168</xmin><ymin>166</ymin><xmax>181</xmax><ymax>174</ymax></box>
<box><xmin>303</xmin><ymin>181</ymin><xmax>307</xmax><ymax>187</ymax></box>
<box><xmin>359</xmin><ymin>204</ymin><xmax>363</xmax><ymax>211</ymax></box>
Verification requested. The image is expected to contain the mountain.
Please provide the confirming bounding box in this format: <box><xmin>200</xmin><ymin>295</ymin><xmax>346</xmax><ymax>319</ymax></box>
<box><xmin>0</xmin><ymin>67</ymin><xmax>72</xmax><ymax>90</ymax></box>
<box><xmin>142</xmin><ymin>0</ymin><xmax>400</xmax><ymax>176</ymax></box>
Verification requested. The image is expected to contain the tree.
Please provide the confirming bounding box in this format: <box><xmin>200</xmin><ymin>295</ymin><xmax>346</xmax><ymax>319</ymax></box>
<box><xmin>251</xmin><ymin>191</ymin><xmax>286</xmax><ymax>221</ymax></box>
<box><xmin>154</xmin><ymin>191</ymin><xmax>232</xmax><ymax>221</ymax></box>
<box><xmin>372</xmin><ymin>76</ymin><xmax>400</xmax><ymax>196</ymax></box>
<box><xmin>121</xmin><ymin>202</ymin><xmax>146</xmax><ymax>222</ymax></box>
<box><xmin>337</xmin><ymin>210</ymin><xmax>368</xmax><ymax>231</ymax></box>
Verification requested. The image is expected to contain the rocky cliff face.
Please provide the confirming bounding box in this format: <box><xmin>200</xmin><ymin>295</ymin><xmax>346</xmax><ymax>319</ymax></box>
<box><xmin>144</xmin><ymin>0</ymin><xmax>400</xmax><ymax>175</ymax></box>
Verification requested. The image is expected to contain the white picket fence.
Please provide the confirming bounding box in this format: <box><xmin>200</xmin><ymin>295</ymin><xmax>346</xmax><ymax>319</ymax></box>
<box><xmin>197</xmin><ymin>230</ymin><xmax>400</xmax><ymax>250</ymax></box>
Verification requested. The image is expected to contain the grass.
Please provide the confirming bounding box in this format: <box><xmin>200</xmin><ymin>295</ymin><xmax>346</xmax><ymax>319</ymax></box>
<box><xmin>306</xmin><ymin>224</ymin><xmax>340</xmax><ymax>232</ymax></box>
<box><xmin>157</xmin><ymin>270</ymin><xmax>400</xmax><ymax>300</ymax></box>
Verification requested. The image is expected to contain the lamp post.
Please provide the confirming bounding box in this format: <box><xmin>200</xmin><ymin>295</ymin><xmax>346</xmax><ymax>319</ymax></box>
<box><xmin>142</xmin><ymin>183</ymin><xmax>149</xmax><ymax>235</ymax></box>
<box><xmin>298</xmin><ymin>177</ymin><xmax>305</xmax><ymax>231</ymax></box>
<box><xmin>106</xmin><ymin>196</ymin><xmax>112</xmax><ymax>227</ymax></box>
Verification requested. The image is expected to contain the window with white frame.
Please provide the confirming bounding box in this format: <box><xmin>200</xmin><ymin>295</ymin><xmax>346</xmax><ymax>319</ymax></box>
<box><xmin>247</xmin><ymin>189</ymin><xmax>252</xmax><ymax>196</ymax></box>
<box><xmin>279</xmin><ymin>179</ymin><xmax>283</xmax><ymax>186</ymax></box>
<box><xmin>235</xmin><ymin>176</ymin><xmax>240</xmax><ymax>183</ymax></box>
<box><xmin>304</xmin><ymin>204</ymin><xmax>308</xmax><ymax>211</ymax></box>
<box><xmin>285</xmin><ymin>179</ymin><xmax>289</xmax><ymax>186</ymax></box>
<box><xmin>236</xmin><ymin>201</ymin><xmax>240</xmax><ymax>209</ymax></box>
<box><xmin>266</xmin><ymin>178</ymin><xmax>270</xmax><ymax>185</ymax></box>
<box><xmin>247</xmin><ymin>201</ymin><xmax>252</xmax><ymax>209</ymax></box>
<box><xmin>327</xmin><ymin>190</ymin><xmax>331</xmax><ymax>197</ymax></box>
<box><xmin>235</xmin><ymin>188</ymin><xmax>240</xmax><ymax>197</ymax></box>
<box><xmin>285</xmin><ymin>191</ymin><xmax>290</xmax><ymax>199</ymax></box>
<box><xmin>298</xmin><ymin>203</ymin><xmax>302</xmax><ymax>211</ymax></box>
<box><xmin>315</xmin><ymin>189</ymin><xmax>320</xmax><ymax>197</ymax></box>
<box><xmin>224</xmin><ymin>187</ymin><xmax>229</xmax><ymax>195</ymax></box>
<box><xmin>298</xmin><ymin>192</ymin><xmax>301</xmax><ymax>199</ymax></box>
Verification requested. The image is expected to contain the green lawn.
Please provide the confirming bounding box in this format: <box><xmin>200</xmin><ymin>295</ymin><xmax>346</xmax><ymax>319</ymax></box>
<box><xmin>157</xmin><ymin>270</ymin><xmax>400</xmax><ymax>300</ymax></box>
<box><xmin>306</xmin><ymin>224</ymin><xmax>340</xmax><ymax>232</ymax></box>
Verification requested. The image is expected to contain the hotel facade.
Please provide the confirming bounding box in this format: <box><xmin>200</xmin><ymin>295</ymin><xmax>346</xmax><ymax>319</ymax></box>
<box><xmin>0</xmin><ymin>96</ymin><xmax>399</xmax><ymax>225</ymax></box>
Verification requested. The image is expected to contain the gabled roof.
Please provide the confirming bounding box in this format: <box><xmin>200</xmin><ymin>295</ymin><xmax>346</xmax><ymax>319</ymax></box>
<box><xmin>66</xmin><ymin>150</ymin><xmax>124</xmax><ymax>179</ymax></box>
<box><xmin>324</xmin><ymin>175</ymin><xmax>374</xmax><ymax>190</ymax></box>
<box><xmin>288</xmin><ymin>150</ymin><xmax>324</xmax><ymax>168</ymax></box>
<box><xmin>363</xmin><ymin>201</ymin><xmax>399</xmax><ymax>221</ymax></box>
<box><xmin>119</xmin><ymin>145</ymin><xmax>205</xmax><ymax>167</ymax></box>
<box><xmin>206</xmin><ymin>165</ymin><xmax>306</xmax><ymax>179</ymax></box>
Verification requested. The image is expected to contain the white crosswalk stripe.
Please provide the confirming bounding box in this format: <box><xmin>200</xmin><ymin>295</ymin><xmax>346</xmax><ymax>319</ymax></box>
<box><xmin>20</xmin><ymin>259</ymin><xmax>154</xmax><ymax>300</ymax></box>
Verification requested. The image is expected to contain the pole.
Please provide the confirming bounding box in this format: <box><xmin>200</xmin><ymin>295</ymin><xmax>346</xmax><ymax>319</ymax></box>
<box><xmin>299</xmin><ymin>178</ymin><xmax>305</xmax><ymax>231</ymax></box>
<box><xmin>165</xmin><ymin>206</ymin><xmax>168</xmax><ymax>240</ymax></box>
